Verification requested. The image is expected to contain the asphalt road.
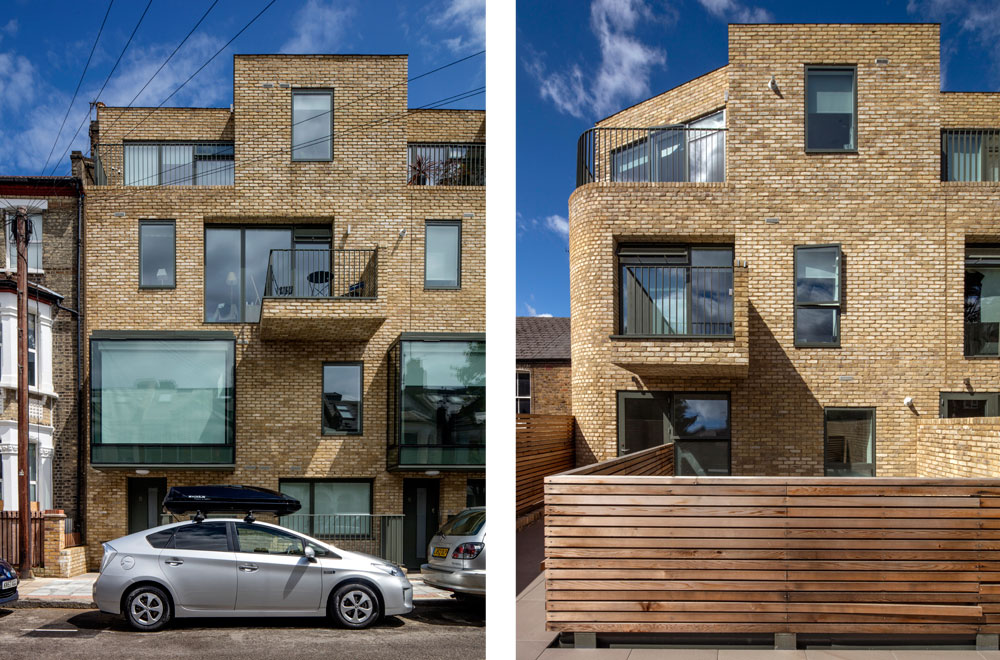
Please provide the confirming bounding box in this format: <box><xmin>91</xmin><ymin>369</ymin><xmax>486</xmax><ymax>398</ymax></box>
<box><xmin>0</xmin><ymin>601</ymin><xmax>485</xmax><ymax>660</ymax></box>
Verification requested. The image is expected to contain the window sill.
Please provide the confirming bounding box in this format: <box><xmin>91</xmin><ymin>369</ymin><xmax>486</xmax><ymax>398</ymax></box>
<box><xmin>804</xmin><ymin>149</ymin><xmax>858</xmax><ymax>154</ymax></box>
<box><xmin>0</xmin><ymin>381</ymin><xmax>58</xmax><ymax>399</ymax></box>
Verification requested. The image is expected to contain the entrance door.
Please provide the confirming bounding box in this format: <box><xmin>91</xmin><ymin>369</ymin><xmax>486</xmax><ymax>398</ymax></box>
<box><xmin>617</xmin><ymin>391</ymin><xmax>674</xmax><ymax>455</ymax></box>
<box><xmin>402</xmin><ymin>479</ymin><xmax>440</xmax><ymax>570</ymax></box>
<box><xmin>128</xmin><ymin>477</ymin><xmax>167</xmax><ymax>534</ymax></box>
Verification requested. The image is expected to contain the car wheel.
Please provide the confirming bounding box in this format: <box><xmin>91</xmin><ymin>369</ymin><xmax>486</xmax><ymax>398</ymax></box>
<box><xmin>124</xmin><ymin>585</ymin><xmax>172</xmax><ymax>632</ymax></box>
<box><xmin>331</xmin><ymin>583</ymin><xmax>381</xmax><ymax>629</ymax></box>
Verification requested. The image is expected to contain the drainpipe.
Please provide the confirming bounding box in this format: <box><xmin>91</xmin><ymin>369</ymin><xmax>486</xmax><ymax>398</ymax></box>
<box><xmin>73</xmin><ymin>181</ymin><xmax>84</xmax><ymax>541</ymax></box>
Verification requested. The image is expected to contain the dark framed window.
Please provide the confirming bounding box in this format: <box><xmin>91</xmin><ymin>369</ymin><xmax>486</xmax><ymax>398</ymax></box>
<box><xmin>279</xmin><ymin>479</ymin><xmax>373</xmax><ymax>538</ymax></box>
<box><xmin>965</xmin><ymin>246</ymin><xmax>1000</xmax><ymax>357</ymax></box>
<box><xmin>618</xmin><ymin>244</ymin><xmax>734</xmax><ymax>337</ymax></box>
<box><xmin>515</xmin><ymin>371</ymin><xmax>531</xmax><ymax>414</ymax></box>
<box><xmin>139</xmin><ymin>221</ymin><xmax>175</xmax><ymax>288</ymax></box>
<box><xmin>805</xmin><ymin>66</ymin><xmax>857</xmax><ymax>152</ymax></box>
<box><xmin>941</xmin><ymin>392</ymin><xmax>1000</xmax><ymax>418</ymax></box>
<box><xmin>794</xmin><ymin>245</ymin><xmax>841</xmax><ymax>347</ymax></box>
<box><xmin>824</xmin><ymin>407</ymin><xmax>875</xmax><ymax>476</ymax></box>
<box><xmin>323</xmin><ymin>362</ymin><xmax>362</xmax><ymax>435</ymax></box>
<box><xmin>90</xmin><ymin>333</ymin><xmax>236</xmax><ymax>466</ymax></box>
<box><xmin>425</xmin><ymin>220</ymin><xmax>461</xmax><ymax>289</ymax></box>
<box><xmin>616</xmin><ymin>391</ymin><xmax>731</xmax><ymax>475</ymax></box>
<box><xmin>466</xmin><ymin>478</ymin><xmax>486</xmax><ymax>507</ymax></box>
<box><xmin>292</xmin><ymin>89</ymin><xmax>333</xmax><ymax>161</ymax></box>
<box><xmin>123</xmin><ymin>142</ymin><xmax>234</xmax><ymax>186</ymax></box>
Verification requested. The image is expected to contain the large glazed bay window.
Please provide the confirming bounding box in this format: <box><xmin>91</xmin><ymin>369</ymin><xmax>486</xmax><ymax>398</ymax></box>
<box><xmin>966</xmin><ymin>246</ymin><xmax>1000</xmax><ymax>357</ymax></box>
<box><xmin>824</xmin><ymin>408</ymin><xmax>875</xmax><ymax>476</ymax></box>
<box><xmin>805</xmin><ymin>67</ymin><xmax>857</xmax><ymax>152</ymax></box>
<box><xmin>90</xmin><ymin>334</ymin><xmax>235</xmax><ymax>466</ymax></box>
<box><xmin>388</xmin><ymin>334</ymin><xmax>485</xmax><ymax>469</ymax></box>
<box><xmin>617</xmin><ymin>391</ymin><xmax>730</xmax><ymax>476</ymax></box>
<box><xmin>619</xmin><ymin>245</ymin><xmax>733</xmax><ymax>337</ymax></box>
<box><xmin>795</xmin><ymin>245</ymin><xmax>841</xmax><ymax>347</ymax></box>
<box><xmin>124</xmin><ymin>142</ymin><xmax>234</xmax><ymax>186</ymax></box>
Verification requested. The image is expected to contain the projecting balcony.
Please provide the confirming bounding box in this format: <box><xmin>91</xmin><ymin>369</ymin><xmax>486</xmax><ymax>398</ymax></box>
<box><xmin>258</xmin><ymin>248</ymin><xmax>385</xmax><ymax>342</ymax></box>
<box><xmin>610</xmin><ymin>262</ymin><xmax>749</xmax><ymax>378</ymax></box>
<box><xmin>93</xmin><ymin>141</ymin><xmax>235</xmax><ymax>186</ymax></box>
<box><xmin>576</xmin><ymin>124</ymin><xmax>726</xmax><ymax>189</ymax></box>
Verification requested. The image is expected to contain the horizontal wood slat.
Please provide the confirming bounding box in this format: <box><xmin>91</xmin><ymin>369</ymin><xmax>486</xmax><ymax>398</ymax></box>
<box><xmin>516</xmin><ymin>414</ymin><xmax>575</xmax><ymax>514</ymax></box>
<box><xmin>544</xmin><ymin>474</ymin><xmax>1000</xmax><ymax>636</ymax></box>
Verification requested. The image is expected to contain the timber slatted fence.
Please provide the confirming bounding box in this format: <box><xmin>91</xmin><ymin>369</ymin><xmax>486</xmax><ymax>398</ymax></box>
<box><xmin>544</xmin><ymin>475</ymin><xmax>1000</xmax><ymax>636</ymax></box>
<box><xmin>0</xmin><ymin>511</ymin><xmax>44</xmax><ymax>568</ymax></box>
<box><xmin>563</xmin><ymin>443</ymin><xmax>674</xmax><ymax>477</ymax></box>
<box><xmin>517</xmin><ymin>414</ymin><xmax>575</xmax><ymax>515</ymax></box>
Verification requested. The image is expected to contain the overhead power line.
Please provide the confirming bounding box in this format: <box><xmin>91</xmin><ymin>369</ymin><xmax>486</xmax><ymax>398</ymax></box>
<box><xmin>40</xmin><ymin>0</ymin><xmax>115</xmax><ymax>174</ymax></box>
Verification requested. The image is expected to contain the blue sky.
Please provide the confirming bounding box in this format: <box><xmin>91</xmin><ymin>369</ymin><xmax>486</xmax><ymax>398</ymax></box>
<box><xmin>516</xmin><ymin>0</ymin><xmax>1000</xmax><ymax>318</ymax></box>
<box><xmin>0</xmin><ymin>0</ymin><xmax>484</xmax><ymax>177</ymax></box>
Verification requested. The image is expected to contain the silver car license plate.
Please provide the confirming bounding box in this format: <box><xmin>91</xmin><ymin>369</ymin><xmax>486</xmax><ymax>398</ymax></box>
<box><xmin>2</xmin><ymin>578</ymin><xmax>16</xmax><ymax>589</ymax></box>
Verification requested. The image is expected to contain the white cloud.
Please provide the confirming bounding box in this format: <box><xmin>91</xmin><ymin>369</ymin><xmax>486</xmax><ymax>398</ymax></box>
<box><xmin>697</xmin><ymin>0</ymin><xmax>772</xmax><ymax>23</ymax></box>
<box><xmin>281</xmin><ymin>0</ymin><xmax>354</xmax><ymax>54</ymax></box>
<box><xmin>0</xmin><ymin>19</ymin><xmax>17</xmax><ymax>41</ymax></box>
<box><xmin>525</xmin><ymin>303</ymin><xmax>553</xmax><ymax>318</ymax></box>
<box><xmin>525</xmin><ymin>0</ymin><xmax>667</xmax><ymax>119</ymax></box>
<box><xmin>544</xmin><ymin>214</ymin><xmax>569</xmax><ymax>240</ymax></box>
<box><xmin>430</xmin><ymin>0</ymin><xmax>485</xmax><ymax>54</ymax></box>
<box><xmin>908</xmin><ymin>0</ymin><xmax>1000</xmax><ymax>82</ymax></box>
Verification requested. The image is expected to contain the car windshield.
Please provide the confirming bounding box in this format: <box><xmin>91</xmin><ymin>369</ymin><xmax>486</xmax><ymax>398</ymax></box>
<box><xmin>437</xmin><ymin>509</ymin><xmax>485</xmax><ymax>537</ymax></box>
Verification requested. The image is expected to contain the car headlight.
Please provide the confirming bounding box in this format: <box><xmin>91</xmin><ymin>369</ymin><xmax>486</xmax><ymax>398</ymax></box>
<box><xmin>371</xmin><ymin>562</ymin><xmax>402</xmax><ymax>577</ymax></box>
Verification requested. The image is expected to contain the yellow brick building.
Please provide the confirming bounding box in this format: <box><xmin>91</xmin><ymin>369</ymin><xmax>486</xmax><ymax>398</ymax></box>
<box><xmin>569</xmin><ymin>24</ymin><xmax>1000</xmax><ymax>476</ymax></box>
<box><xmin>81</xmin><ymin>55</ymin><xmax>485</xmax><ymax>569</ymax></box>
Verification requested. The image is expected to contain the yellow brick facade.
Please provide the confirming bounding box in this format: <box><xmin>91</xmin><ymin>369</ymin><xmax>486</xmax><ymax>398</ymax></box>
<box><xmin>82</xmin><ymin>55</ymin><xmax>484</xmax><ymax>568</ymax></box>
<box><xmin>570</xmin><ymin>24</ymin><xmax>1000</xmax><ymax>475</ymax></box>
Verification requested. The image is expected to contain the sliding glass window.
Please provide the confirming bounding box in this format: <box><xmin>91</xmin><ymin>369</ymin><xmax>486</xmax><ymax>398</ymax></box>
<box><xmin>794</xmin><ymin>245</ymin><xmax>841</xmax><ymax>346</ymax></box>
<box><xmin>90</xmin><ymin>335</ymin><xmax>235</xmax><ymax>466</ymax></box>
<box><xmin>824</xmin><ymin>408</ymin><xmax>875</xmax><ymax>476</ymax></box>
<box><xmin>965</xmin><ymin>246</ymin><xmax>1000</xmax><ymax>357</ymax></box>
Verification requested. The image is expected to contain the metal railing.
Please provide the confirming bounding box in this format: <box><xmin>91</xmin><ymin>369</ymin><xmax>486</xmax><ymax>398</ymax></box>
<box><xmin>93</xmin><ymin>141</ymin><xmax>235</xmax><ymax>186</ymax></box>
<box><xmin>278</xmin><ymin>514</ymin><xmax>404</xmax><ymax>565</ymax></box>
<box><xmin>407</xmin><ymin>143</ymin><xmax>485</xmax><ymax>186</ymax></box>
<box><xmin>577</xmin><ymin>126</ymin><xmax>726</xmax><ymax>187</ymax></box>
<box><xmin>264</xmin><ymin>248</ymin><xmax>377</xmax><ymax>299</ymax></box>
<box><xmin>942</xmin><ymin>130</ymin><xmax>1000</xmax><ymax>182</ymax></box>
<box><xmin>621</xmin><ymin>265</ymin><xmax>734</xmax><ymax>336</ymax></box>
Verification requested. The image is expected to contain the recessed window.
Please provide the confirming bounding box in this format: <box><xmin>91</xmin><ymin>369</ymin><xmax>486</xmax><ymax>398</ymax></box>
<box><xmin>965</xmin><ymin>246</ymin><xmax>1000</xmax><ymax>357</ymax></box>
<box><xmin>941</xmin><ymin>392</ymin><xmax>1000</xmax><ymax>418</ymax></box>
<box><xmin>942</xmin><ymin>130</ymin><xmax>1000</xmax><ymax>182</ymax></box>
<box><xmin>292</xmin><ymin>90</ymin><xmax>333</xmax><ymax>161</ymax></box>
<box><xmin>279</xmin><ymin>480</ymin><xmax>372</xmax><ymax>537</ymax></box>
<box><xmin>516</xmin><ymin>371</ymin><xmax>531</xmax><ymax>414</ymax></box>
<box><xmin>805</xmin><ymin>67</ymin><xmax>857</xmax><ymax>152</ymax></box>
<box><xmin>139</xmin><ymin>221</ymin><xmax>175</xmax><ymax>288</ymax></box>
<box><xmin>5</xmin><ymin>213</ymin><xmax>42</xmax><ymax>272</ymax></box>
<box><xmin>794</xmin><ymin>245</ymin><xmax>841</xmax><ymax>347</ymax></box>
<box><xmin>123</xmin><ymin>142</ymin><xmax>234</xmax><ymax>186</ymax></box>
<box><xmin>824</xmin><ymin>408</ymin><xmax>875</xmax><ymax>476</ymax></box>
<box><xmin>617</xmin><ymin>391</ymin><xmax>731</xmax><ymax>475</ymax></box>
<box><xmin>425</xmin><ymin>220</ymin><xmax>461</xmax><ymax>289</ymax></box>
<box><xmin>323</xmin><ymin>363</ymin><xmax>362</xmax><ymax>435</ymax></box>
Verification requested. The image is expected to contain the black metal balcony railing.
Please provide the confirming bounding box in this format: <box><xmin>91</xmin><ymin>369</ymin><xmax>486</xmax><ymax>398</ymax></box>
<box><xmin>942</xmin><ymin>130</ymin><xmax>1000</xmax><ymax>182</ymax></box>
<box><xmin>407</xmin><ymin>143</ymin><xmax>485</xmax><ymax>186</ymax></box>
<box><xmin>264</xmin><ymin>248</ymin><xmax>377</xmax><ymax>299</ymax></box>
<box><xmin>577</xmin><ymin>126</ymin><xmax>726</xmax><ymax>188</ymax></box>
<box><xmin>93</xmin><ymin>142</ymin><xmax>235</xmax><ymax>186</ymax></box>
<box><xmin>621</xmin><ymin>265</ymin><xmax>734</xmax><ymax>337</ymax></box>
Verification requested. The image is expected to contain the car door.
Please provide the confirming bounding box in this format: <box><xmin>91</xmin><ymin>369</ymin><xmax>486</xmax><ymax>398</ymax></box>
<box><xmin>233</xmin><ymin>523</ymin><xmax>323</xmax><ymax>613</ymax></box>
<box><xmin>159</xmin><ymin>522</ymin><xmax>237</xmax><ymax>611</ymax></box>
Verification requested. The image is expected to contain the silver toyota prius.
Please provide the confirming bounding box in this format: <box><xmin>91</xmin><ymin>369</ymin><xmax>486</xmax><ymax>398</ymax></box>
<box><xmin>93</xmin><ymin>518</ymin><xmax>413</xmax><ymax>631</ymax></box>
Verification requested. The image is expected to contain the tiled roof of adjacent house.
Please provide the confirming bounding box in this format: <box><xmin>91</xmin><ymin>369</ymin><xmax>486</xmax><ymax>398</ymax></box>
<box><xmin>516</xmin><ymin>316</ymin><xmax>571</xmax><ymax>361</ymax></box>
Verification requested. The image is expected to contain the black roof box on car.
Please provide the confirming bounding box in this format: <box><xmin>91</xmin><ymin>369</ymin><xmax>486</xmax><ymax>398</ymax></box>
<box><xmin>162</xmin><ymin>485</ymin><xmax>302</xmax><ymax>517</ymax></box>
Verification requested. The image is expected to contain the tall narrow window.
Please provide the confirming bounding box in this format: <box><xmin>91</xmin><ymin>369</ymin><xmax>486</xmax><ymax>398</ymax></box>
<box><xmin>27</xmin><ymin>312</ymin><xmax>36</xmax><ymax>387</ymax></box>
<box><xmin>965</xmin><ymin>246</ymin><xmax>1000</xmax><ymax>357</ymax></box>
<box><xmin>5</xmin><ymin>213</ymin><xmax>42</xmax><ymax>272</ymax></box>
<box><xmin>806</xmin><ymin>67</ymin><xmax>857</xmax><ymax>152</ymax></box>
<box><xmin>425</xmin><ymin>220</ymin><xmax>461</xmax><ymax>289</ymax></box>
<box><xmin>825</xmin><ymin>408</ymin><xmax>875</xmax><ymax>476</ymax></box>
<box><xmin>292</xmin><ymin>90</ymin><xmax>333</xmax><ymax>161</ymax></box>
<box><xmin>794</xmin><ymin>245</ymin><xmax>841</xmax><ymax>347</ymax></box>
<box><xmin>28</xmin><ymin>442</ymin><xmax>37</xmax><ymax>502</ymax></box>
<box><xmin>515</xmin><ymin>371</ymin><xmax>531</xmax><ymax>414</ymax></box>
<box><xmin>139</xmin><ymin>221</ymin><xmax>175</xmax><ymax>288</ymax></box>
<box><xmin>323</xmin><ymin>363</ymin><xmax>362</xmax><ymax>435</ymax></box>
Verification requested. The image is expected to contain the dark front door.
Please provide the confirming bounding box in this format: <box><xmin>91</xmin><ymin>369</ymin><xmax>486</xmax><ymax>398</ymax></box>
<box><xmin>402</xmin><ymin>479</ymin><xmax>440</xmax><ymax>570</ymax></box>
<box><xmin>128</xmin><ymin>477</ymin><xmax>167</xmax><ymax>534</ymax></box>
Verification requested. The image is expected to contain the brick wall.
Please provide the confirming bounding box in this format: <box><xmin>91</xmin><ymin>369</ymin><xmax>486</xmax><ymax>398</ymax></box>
<box><xmin>916</xmin><ymin>417</ymin><xmax>1000</xmax><ymax>478</ymax></box>
<box><xmin>516</xmin><ymin>360</ymin><xmax>572</xmax><ymax>415</ymax></box>
<box><xmin>569</xmin><ymin>24</ymin><xmax>1000</xmax><ymax>475</ymax></box>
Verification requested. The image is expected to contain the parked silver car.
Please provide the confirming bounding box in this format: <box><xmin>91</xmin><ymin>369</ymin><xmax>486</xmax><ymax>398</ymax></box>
<box><xmin>420</xmin><ymin>507</ymin><xmax>485</xmax><ymax>599</ymax></box>
<box><xmin>94</xmin><ymin>518</ymin><xmax>412</xmax><ymax>631</ymax></box>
